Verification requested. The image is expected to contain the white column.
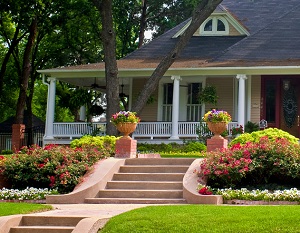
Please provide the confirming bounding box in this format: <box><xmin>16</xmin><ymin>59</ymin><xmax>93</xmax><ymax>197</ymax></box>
<box><xmin>169</xmin><ymin>75</ymin><xmax>181</xmax><ymax>140</ymax></box>
<box><xmin>79</xmin><ymin>106</ymin><xmax>86</xmax><ymax>121</ymax></box>
<box><xmin>44</xmin><ymin>77</ymin><xmax>56</xmax><ymax>140</ymax></box>
<box><xmin>236</xmin><ymin>74</ymin><xmax>247</xmax><ymax>127</ymax></box>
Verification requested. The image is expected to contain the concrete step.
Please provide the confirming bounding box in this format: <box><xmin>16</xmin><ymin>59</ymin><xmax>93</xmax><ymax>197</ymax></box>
<box><xmin>106</xmin><ymin>181</ymin><xmax>183</xmax><ymax>190</ymax></box>
<box><xmin>20</xmin><ymin>216</ymin><xmax>85</xmax><ymax>226</ymax></box>
<box><xmin>85</xmin><ymin>197</ymin><xmax>187</xmax><ymax>204</ymax></box>
<box><xmin>119</xmin><ymin>165</ymin><xmax>189</xmax><ymax>173</ymax></box>
<box><xmin>9</xmin><ymin>226</ymin><xmax>75</xmax><ymax>233</ymax></box>
<box><xmin>112</xmin><ymin>173</ymin><xmax>184</xmax><ymax>181</ymax></box>
<box><xmin>9</xmin><ymin>216</ymin><xmax>85</xmax><ymax>233</ymax></box>
<box><xmin>96</xmin><ymin>189</ymin><xmax>183</xmax><ymax>198</ymax></box>
<box><xmin>125</xmin><ymin>158</ymin><xmax>195</xmax><ymax>166</ymax></box>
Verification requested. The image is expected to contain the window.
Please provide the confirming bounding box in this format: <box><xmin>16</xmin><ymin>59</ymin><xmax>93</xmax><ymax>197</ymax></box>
<box><xmin>187</xmin><ymin>83</ymin><xmax>202</xmax><ymax>122</ymax></box>
<box><xmin>200</xmin><ymin>17</ymin><xmax>228</xmax><ymax>35</ymax></box>
<box><xmin>162</xmin><ymin>83</ymin><xmax>173</xmax><ymax>121</ymax></box>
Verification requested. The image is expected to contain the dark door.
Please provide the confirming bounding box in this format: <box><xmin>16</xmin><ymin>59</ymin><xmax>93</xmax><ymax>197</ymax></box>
<box><xmin>280</xmin><ymin>79</ymin><xmax>300</xmax><ymax>137</ymax></box>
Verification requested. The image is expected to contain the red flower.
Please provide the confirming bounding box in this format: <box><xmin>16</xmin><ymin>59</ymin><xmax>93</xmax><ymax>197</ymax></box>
<box><xmin>198</xmin><ymin>186</ymin><xmax>213</xmax><ymax>195</ymax></box>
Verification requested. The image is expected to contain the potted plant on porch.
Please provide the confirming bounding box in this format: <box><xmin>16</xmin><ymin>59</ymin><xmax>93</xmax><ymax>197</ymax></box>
<box><xmin>110</xmin><ymin>111</ymin><xmax>140</xmax><ymax>139</ymax></box>
<box><xmin>203</xmin><ymin>109</ymin><xmax>231</xmax><ymax>139</ymax></box>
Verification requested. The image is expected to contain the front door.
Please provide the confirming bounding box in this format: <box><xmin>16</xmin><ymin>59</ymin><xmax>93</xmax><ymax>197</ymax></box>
<box><xmin>280</xmin><ymin>78</ymin><xmax>300</xmax><ymax>137</ymax></box>
<box><xmin>262</xmin><ymin>76</ymin><xmax>300</xmax><ymax>138</ymax></box>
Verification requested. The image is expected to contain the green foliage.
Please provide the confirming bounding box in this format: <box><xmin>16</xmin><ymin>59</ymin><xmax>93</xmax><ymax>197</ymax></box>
<box><xmin>196</xmin><ymin>120</ymin><xmax>212</xmax><ymax>145</ymax></box>
<box><xmin>198</xmin><ymin>137</ymin><xmax>300</xmax><ymax>189</ymax></box>
<box><xmin>137</xmin><ymin>141</ymin><xmax>206</xmax><ymax>156</ymax></box>
<box><xmin>199</xmin><ymin>85</ymin><xmax>218</xmax><ymax>105</ymax></box>
<box><xmin>0</xmin><ymin>150</ymin><xmax>13</xmax><ymax>155</ymax></box>
<box><xmin>229</xmin><ymin>128</ymin><xmax>299</xmax><ymax>147</ymax></box>
<box><xmin>2</xmin><ymin>145</ymin><xmax>110</xmax><ymax>193</ymax></box>
<box><xmin>70</xmin><ymin>135</ymin><xmax>120</xmax><ymax>155</ymax></box>
<box><xmin>244</xmin><ymin>121</ymin><xmax>260</xmax><ymax>133</ymax></box>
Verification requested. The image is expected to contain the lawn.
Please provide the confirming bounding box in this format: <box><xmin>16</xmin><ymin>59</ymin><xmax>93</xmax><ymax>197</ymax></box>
<box><xmin>100</xmin><ymin>205</ymin><xmax>300</xmax><ymax>233</ymax></box>
<box><xmin>0</xmin><ymin>202</ymin><xmax>53</xmax><ymax>216</ymax></box>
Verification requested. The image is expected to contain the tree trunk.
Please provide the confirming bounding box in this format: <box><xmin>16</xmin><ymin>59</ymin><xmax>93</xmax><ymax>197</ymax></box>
<box><xmin>0</xmin><ymin>26</ymin><xmax>23</xmax><ymax>98</ymax></box>
<box><xmin>132</xmin><ymin>0</ymin><xmax>223</xmax><ymax>114</ymax></box>
<box><xmin>138</xmin><ymin>0</ymin><xmax>148</xmax><ymax>48</ymax></box>
<box><xmin>91</xmin><ymin>0</ymin><xmax>120</xmax><ymax>135</ymax></box>
<box><xmin>15</xmin><ymin>18</ymin><xmax>38</xmax><ymax>124</ymax></box>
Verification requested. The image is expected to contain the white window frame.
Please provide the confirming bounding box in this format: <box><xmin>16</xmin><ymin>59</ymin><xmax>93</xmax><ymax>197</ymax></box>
<box><xmin>200</xmin><ymin>16</ymin><xmax>229</xmax><ymax>36</ymax></box>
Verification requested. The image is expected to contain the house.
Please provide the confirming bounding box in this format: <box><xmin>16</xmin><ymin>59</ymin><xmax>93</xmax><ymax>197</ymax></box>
<box><xmin>38</xmin><ymin>0</ymin><xmax>300</xmax><ymax>145</ymax></box>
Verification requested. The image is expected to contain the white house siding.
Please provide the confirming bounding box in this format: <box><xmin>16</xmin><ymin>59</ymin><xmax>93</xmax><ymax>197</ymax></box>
<box><xmin>205</xmin><ymin>77</ymin><xmax>234</xmax><ymax>119</ymax></box>
<box><xmin>250</xmin><ymin>75</ymin><xmax>261</xmax><ymax>123</ymax></box>
<box><xmin>132</xmin><ymin>78</ymin><xmax>158</xmax><ymax>121</ymax></box>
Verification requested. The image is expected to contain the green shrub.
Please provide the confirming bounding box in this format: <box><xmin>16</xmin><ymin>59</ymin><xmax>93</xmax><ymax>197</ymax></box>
<box><xmin>0</xmin><ymin>150</ymin><xmax>13</xmax><ymax>155</ymax></box>
<box><xmin>137</xmin><ymin>141</ymin><xmax>206</xmax><ymax>154</ymax></box>
<box><xmin>244</xmin><ymin>121</ymin><xmax>259</xmax><ymax>133</ymax></box>
<box><xmin>2</xmin><ymin>145</ymin><xmax>109</xmax><ymax>193</ymax></box>
<box><xmin>229</xmin><ymin>128</ymin><xmax>299</xmax><ymax>147</ymax></box>
<box><xmin>182</xmin><ymin>141</ymin><xmax>206</xmax><ymax>153</ymax></box>
<box><xmin>198</xmin><ymin>137</ymin><xmax>300</xmax><ymax>188</ymax></box>
<box><xmin>70</xmin><ymin>135</ymin><xmax>120</xmax><ymax>156</ymax></box>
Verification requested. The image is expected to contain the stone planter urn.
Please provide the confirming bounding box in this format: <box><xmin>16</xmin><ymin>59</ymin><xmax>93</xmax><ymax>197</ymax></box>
<box><xmin>207</xmin><ymin>122</ymin><xmax>227</xmax><ymax>139</ymax></box>
<box><xmin>116</xmin><ymin>122</ymin><xmax>137</xmax><ymax>139</ymax></box>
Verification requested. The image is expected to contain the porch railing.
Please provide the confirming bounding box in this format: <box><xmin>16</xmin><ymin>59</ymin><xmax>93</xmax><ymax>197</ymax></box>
<box><xmin>52</xmin><ymin>121</ymin><xmax>239</xmax><ymax>140</ymax></box>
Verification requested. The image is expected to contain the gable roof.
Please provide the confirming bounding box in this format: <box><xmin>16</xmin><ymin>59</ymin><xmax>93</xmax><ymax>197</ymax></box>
<box><xmin>39</xmin><ymin>0</ymin><xmax>300</xmax><ymax>82</ymax></box>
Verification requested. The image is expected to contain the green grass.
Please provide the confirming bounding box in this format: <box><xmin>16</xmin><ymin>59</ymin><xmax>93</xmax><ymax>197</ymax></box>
<box><xmin>100</xmin><ymin>205</ymin><xmax>300</xmax><ymax>233</ymax></box>
<box><xmin>0</xmin><ymin>203</ymin><xmax>53</xmax><ymax>216</ymax></box>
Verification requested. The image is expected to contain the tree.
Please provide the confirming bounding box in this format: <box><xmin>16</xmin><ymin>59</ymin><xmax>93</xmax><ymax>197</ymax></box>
<box><xmin>132</xmin><ymin>0</ymin><xmax>223</xmax><ymax>113</ymax></box>
<box><xmin>91</xmin><ymin>0</ymin><xmax>120</xmax><ymax>135</ymax></box>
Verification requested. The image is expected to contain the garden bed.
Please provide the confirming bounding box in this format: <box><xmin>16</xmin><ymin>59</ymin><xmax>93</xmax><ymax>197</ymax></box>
<box><xmin>224</xmin><ymin>199</ymin><xmax>299</xmax><ymax>205</ymax></box>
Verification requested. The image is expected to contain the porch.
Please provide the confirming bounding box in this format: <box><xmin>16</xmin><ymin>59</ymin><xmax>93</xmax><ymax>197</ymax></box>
<box><xmin>43</xmin><ymin>121</ymin><xmax>239</xmax><ymax>145</ymax></box>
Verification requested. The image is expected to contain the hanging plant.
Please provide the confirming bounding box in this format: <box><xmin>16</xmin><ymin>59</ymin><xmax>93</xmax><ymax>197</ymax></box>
<box><xmin>199</xmin><ymin>85</ymin><xmax>218</xmax><ymax>106</ymax></box>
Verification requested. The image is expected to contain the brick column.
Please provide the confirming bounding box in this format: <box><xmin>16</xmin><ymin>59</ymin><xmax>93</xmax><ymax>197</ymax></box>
<box><xmin>115</xmin><ymin>138</ymin><xmax>137</xmax><ymax>158</ymax></box>
<box><xmin>12</xmin><ymin>124</ymin><xmax>25</xmax><ymax>152</ymax></box>
<box><xmin>207</xmin><ymin>138</ymin><xmax>228</xmax><ymax>152</ymax></box>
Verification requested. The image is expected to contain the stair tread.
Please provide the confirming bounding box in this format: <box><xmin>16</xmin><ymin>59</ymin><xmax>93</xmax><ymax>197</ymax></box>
<box><xmin>108</xmin><ymin>180</ymin><xmax>183</xmax><ymax>183</ymax></box>
<box><xmin>86</xmin><ymin>197</ymin><xmax>186</xmax><ymax>200</ymax></box>
<box><xmin>11</xmin><ymin>226</ymin><xmax>75</xmax><ymax>229</ymax></box>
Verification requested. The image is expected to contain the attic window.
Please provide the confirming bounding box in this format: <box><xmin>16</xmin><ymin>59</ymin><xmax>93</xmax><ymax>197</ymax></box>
<box><xmin>200</xmin><ymin>17</ymin><xmax>228</xmax><ymax>36</ymax></box>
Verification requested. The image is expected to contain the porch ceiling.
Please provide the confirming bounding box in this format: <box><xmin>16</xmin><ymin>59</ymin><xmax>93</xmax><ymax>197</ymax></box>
<box><xmin>38</xmin><ymin>64</ymin><xmax>300</xmax><ymax>88</ymax></box>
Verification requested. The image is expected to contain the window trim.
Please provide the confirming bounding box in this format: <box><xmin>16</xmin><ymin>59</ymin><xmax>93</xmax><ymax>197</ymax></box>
<box><xmin>200</xmin><ymin>16</ymin><xmax>229</xmax><ymax>36</ymax></box>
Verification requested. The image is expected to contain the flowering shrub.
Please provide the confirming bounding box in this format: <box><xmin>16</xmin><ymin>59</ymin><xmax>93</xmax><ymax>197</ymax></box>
<box><xmin>0</xmin><ymin>155</ymin><xmax>6</xmax><ymax>167</ymax></box>
<box><xmin>203</xmin><ymin>109</ymin><xmax>231</xmax><ymax>123</ymax></box>
<box><xmin>231</xmin><ymin>125</ymin><xmax>244</xmax><ymax>136</ymax></box>
<box><xmin>110</xmin><ymin>111</ymin><xmax>140</xmax><ymax>125</ymax></box>
<box><xmin>197</xmin><ymin>184</ymin><xmax>213</xmax><ymax>195</ymax></box>
<box><xmin>2</xmin><ymin>145</ymin><xmax>109</xmax><ymax>193</ymax></box>
<box><xmin>0</xmin><ymin>187</ymin><xmax>59</xmax><ymax>200</ymax></box>
<box><xmin>198</xmin><ymin>137</ymin><xmax>300</xmax><ymax>188</ymax></box>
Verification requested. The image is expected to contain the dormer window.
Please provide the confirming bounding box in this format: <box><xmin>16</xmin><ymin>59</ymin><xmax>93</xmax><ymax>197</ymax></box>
<box><xmin>200</xmin><ymin>17</ymin><xmax>229</xmax><ymax>36</ymax></box>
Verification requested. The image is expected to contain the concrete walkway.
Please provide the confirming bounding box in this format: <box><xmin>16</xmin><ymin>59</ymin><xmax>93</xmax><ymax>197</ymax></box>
<box><xmin>35</xmin><ymin>204</ymin><xmax>154</xmax><ymax>218</ymax></box>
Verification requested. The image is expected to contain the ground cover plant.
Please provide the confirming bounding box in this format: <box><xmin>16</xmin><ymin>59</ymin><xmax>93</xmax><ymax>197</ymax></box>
<box><xmin>0</xmin><ymin>187</ymin><xmax>58</xmax><ymax>200</ymax></box>
<box><xmin>0</xmin><ymin>202</ymin><xmax>52</xmax><ymax>216</ymax></box>
<box><xmin>1</xmin><ymin>144</ymin><xmax>110</xmax><ymax>193</ymax></box>
<box><xmin>99</xmin><ymin>205</ymin><xmax>300</xmax><ymax>233</ymax></box>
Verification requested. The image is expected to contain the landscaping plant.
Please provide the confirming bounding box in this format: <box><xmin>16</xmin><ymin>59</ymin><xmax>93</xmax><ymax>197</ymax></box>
<box><xmin>198</xmin><ymin>137</ymin><xmax>300</xmax><ymax>189</ymax></box>
<box><xmin>1</xmin><ymin>144</ymin><xmax>110</xmax><ymax>193</ymax></box>
<box><xmin>229</xmin><ymin>128</ymin><xmax>299</xmax><ymax>147</ymax></box>
<box><xmin>70</xmin><ymin>135</ymin><xmax>119</xmax><ymax>155</ymax></box>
